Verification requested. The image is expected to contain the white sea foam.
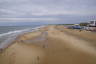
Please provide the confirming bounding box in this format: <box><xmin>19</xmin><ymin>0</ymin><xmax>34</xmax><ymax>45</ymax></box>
<box><xmin>0</xmin><ymin>29</ymin><xmax>26</xmax><ymax>37</ymax></box>
<box><xmin>0</xmin><ymin>25</ymin><xmax>45</xmax><ymax>50</ymax></box>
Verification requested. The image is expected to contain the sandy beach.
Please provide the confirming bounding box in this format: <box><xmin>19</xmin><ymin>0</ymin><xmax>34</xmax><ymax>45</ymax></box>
<box><xmin>0</xmin><ymin>25</ymin><xmax>96</xmax><ymax>64</ymax></box>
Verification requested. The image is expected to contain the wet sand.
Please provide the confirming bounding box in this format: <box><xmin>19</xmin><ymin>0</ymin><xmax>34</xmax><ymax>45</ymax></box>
<box><xmin>0</xmin><ymin>25</ymin><xmax>96</xmax><ymax>64</ymax></box>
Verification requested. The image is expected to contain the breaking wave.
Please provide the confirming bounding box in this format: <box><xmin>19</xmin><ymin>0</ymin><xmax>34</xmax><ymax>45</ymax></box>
<box><xmin>0</xmin><ymin>25</ymin><xmax>45</xmax><ymax>49</ymax></box>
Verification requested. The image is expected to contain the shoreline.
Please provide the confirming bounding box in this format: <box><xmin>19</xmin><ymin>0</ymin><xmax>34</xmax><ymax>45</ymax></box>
<box><xmin>0</xmin><ymin>25</ymin><xmax>96</xmax><ymax>64</ymax></box>
<box><xmin>0</xmin><ymin>25</ymin><xmax>46</xmax><ymax>52</ymax></box>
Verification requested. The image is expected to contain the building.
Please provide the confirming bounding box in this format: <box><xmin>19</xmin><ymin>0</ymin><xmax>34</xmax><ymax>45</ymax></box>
<box><xmin>85</xmin><ymin>20</ymin><xmax>96</xmax><ymax>31</ymax></box>
<box><xmin>88</xmin><ymin>20</ymin><xmax>96</xmax><ymax>27</ymax></box>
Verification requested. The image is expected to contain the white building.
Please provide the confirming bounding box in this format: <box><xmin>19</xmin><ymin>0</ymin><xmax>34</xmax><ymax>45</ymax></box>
<box><xmin>89</xmin><ymin>20</ymin><xmax>96</xmax><ymax>27</ymax></box>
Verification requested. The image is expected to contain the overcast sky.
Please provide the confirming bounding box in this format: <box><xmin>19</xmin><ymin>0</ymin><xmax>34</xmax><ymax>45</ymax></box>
<box><xmin>0</xmin><ymin>0</ymin><xmax>96</xmax><ymax>24</ymax></box>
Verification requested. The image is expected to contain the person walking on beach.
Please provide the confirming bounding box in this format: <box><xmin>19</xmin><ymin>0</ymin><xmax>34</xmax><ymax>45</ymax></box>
<box><xmin>37</xmin><ymin>56</ymin><xmax>40</xmax><ymax>64</ymax></box>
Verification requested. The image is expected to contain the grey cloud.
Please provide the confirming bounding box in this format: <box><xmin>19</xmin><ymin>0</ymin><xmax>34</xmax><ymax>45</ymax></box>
<box><xmin>0</xmin><ymin>0</ymin><xmax>96</xmax><ymax>23</ymax></box>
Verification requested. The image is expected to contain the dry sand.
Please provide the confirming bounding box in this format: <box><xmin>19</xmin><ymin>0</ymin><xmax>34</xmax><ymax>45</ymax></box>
<box><xmin>56</xmin><ymin>25</ymin><xmax>96</xmax><ymax>46</ymax></box>
<box><xmin>0</xmin><ymin>25</ymin><xmax>96</xmax><ymax>64</ymax></box>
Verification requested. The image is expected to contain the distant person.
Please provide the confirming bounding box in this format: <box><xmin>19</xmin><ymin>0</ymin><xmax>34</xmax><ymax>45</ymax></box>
<box><xmin>37</xmin><ymin>56</ymin><xmax>40</xmax><ymax>64</ymax></box>
<box><xmin>79</xmin><ymin>30</ymin><xmax>82</xmax><ymax>32</ymax></box>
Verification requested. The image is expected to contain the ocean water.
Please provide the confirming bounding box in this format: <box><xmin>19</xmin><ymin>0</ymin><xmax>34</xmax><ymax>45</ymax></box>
<box><xmin>0</xmin><ymin>25</ymin><xmax>43</xmax><ymax>49</ymax></box>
